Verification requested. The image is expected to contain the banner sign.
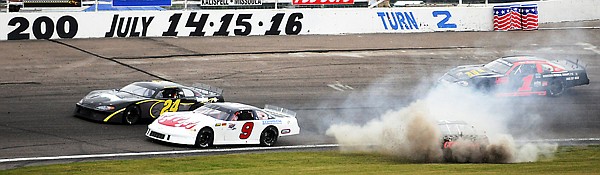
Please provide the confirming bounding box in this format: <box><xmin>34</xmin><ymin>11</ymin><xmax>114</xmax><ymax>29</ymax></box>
<box><xmin>23</xmin><ymin>0</ymin><xmax>82</xmax><ymax>7</ymax></box>
<box><xmin>0</xmin><ymin>8</ymin><xmax>493</xmax><ymax>40</ymax></box>
<box><xmin>201</xmin><ymin>0</ymin><xmax>262</xmax><ymax>6</ymax></box>
<box><xmin>112</xmin><ymin>0</ymin><xmax>171</xmax><ymax>7</ymax></box>
<box><xmin>292</xmin><ymin>0</ymin><xmax>354</xmax><ymax>5</ymax></box>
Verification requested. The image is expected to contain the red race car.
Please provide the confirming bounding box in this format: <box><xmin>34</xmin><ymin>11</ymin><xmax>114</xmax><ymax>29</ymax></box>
<box><xmin>438</xmin><ymin>56</ymin><xmax>589</xmax><ymax>96</ymax></box>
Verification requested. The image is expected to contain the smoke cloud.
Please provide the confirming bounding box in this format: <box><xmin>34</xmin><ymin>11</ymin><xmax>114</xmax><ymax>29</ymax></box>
<box><xmin>325</xmin><ymin>78</ymin><xmax>558</xmax><ymax>163</ymax></box>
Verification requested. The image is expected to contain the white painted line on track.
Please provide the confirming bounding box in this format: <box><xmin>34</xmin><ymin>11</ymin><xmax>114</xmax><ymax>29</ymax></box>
<box><xmin>0</xmin><ymin>144</ymin><xmax>339</xmax><ymax>163</ymax></box>
<box><xmin>519</xmin><ymin>138</ymin><xmax>600</xmax><ymax>142</ymax></box>
<box><xmin>2</xmin><ymin>138</ymin><xmax>599</xmax><ymax>163</ymax></box>
<box><xmin>539</xmin><ymin>27</ymin><xmax>600</xmax><ymax>30</ymax></box>
<box><xmin>576</xmin><ymin>42</ymin><xmax>600</xmax><ymax>55</ymax></box>
<box><xmin>327</xmin><ymin>81</ymin><xmax>354</xmax><ymax>91</ymax></box>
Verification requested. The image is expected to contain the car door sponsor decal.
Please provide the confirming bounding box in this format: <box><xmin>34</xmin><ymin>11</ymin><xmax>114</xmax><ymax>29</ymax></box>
<box><xmin>262</xmin><ymin>119</ymin><xmax>282</xmax><ymax>125</ymax></box>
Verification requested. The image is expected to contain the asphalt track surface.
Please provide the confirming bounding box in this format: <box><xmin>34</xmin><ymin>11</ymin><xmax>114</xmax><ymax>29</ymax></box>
<box><xmin>1</xmin><ymin>21</ymin><xmax>599</xmax><ymax>169</ymax></box>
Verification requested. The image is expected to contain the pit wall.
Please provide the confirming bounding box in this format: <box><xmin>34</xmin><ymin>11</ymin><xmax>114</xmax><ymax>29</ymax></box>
<box><xmin>536</xmin><ymin>0</ymin><xmax>600</xmax><ymax>23</ymax></box>
<box><xmin>0</xmin><ymin>0</ymin><xmax>597</xmax><ymax>40</ymax></box>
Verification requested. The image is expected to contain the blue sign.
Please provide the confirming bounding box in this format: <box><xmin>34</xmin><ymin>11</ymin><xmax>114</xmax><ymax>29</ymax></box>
<box><xmin>112</xmin><ymin>0</ymin><xmax>171</xmax><ymax>7</ymax></box>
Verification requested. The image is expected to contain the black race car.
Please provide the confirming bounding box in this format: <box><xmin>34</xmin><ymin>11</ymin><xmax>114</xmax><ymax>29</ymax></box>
<box><xmin>75</xmin><ymin>81</ymin><xmax>224</xmax><ymax>124</ymax></box>
<box><xmin>438</xmin><ymin>56</ymin><xmax>589</xmax><ymax>96</ymax></box>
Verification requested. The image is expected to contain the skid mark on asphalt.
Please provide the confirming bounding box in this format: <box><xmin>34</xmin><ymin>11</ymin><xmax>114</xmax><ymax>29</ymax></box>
<box><xmin>47</xmin><ymin>39</ymin><xmax>171</xmax><ymax>82</ymax></box>
<box><xmin>0</xmin><ymin>81</ymin><xmax>41</xmax><ymax>86</ymax></box>
<box><xmin>110</xmin><ymin>46</ymin><xmax>481</xmax><ymax>59</ymax></box>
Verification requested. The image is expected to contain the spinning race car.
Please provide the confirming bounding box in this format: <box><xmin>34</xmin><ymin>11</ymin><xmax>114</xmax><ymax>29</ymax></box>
<box><xmin>438</xmin><ymin>120</ymin><xmax>489</xmax><ymax>162</ymax></box>
<box><xmin>438</xmin><ymin>56</ymin><xmax>589</xmax><ymax>96</ymax></box>
<box><xmin>74</xmin><ymin>81</ymin><xmax>224</xmax><ymax>124</ymax></box>
<box><xmin>146</xmin><ymin>102</ymin><xmax>300</xmax><ymax>148</ymax></box>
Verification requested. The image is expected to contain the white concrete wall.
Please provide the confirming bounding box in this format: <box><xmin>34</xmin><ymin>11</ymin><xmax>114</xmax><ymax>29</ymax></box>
<box><xmin>537</xmin><ymin>0</ymin><xmax>600</xmax><ymax>23</ymax></box>
<box><xmin>0</xmin><ymin>7</ymin><xmax>492</xmax><ymax>40</ymax></box>
<box><xmin>0</xmin><ymin>0</ymin><xmax>598</xmax><ymax>40</ymax></box>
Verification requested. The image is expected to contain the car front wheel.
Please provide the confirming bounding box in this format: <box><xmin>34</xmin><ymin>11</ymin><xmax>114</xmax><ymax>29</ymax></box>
<box><xmin>195</xmin><ymin>128</ymin><xmax>214</xmax><ymax>148</ymax></box>
<box><xmin>123</xmin><ymin>105</ymin><xmax>141</xmax><ymax>125</ymax></box>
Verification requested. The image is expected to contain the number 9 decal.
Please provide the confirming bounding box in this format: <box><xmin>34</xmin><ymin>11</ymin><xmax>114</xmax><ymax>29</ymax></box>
<box><xmin>239</xmin><ymin>122</ymin><xmax>254</xmax><ymax>139</ymax></box>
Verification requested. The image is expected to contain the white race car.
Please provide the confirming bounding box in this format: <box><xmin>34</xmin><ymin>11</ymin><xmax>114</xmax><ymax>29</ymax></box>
<box><xmin>146</xmin><ymin>102</ymin><xmax>300</xmax><ymax>148</ymax></box>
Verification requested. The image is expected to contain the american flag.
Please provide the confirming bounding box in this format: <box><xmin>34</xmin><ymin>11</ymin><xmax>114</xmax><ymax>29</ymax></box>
<box><xmin>493</xmin><ymin>7</ymin><xmax>511</xmax><ymax>31</ymax></box>
<box><xmin>510</xmin><ymin>5</ymin><xmax>522</xmax><ymax>30</ymax></box>
<box><xmin>521</xmin><ymin>5</ymin><xmax>539</xmax><ymax>30</ymax></box>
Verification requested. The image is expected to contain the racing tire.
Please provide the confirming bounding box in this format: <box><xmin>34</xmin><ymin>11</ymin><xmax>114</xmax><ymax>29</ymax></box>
<box><xmin>443</xmin><ymin>148</ymin><xmax>453</xmax><ymax>162</ymax></box>
<box><xmin>195</xmin><ymin>128</ymin><xmax>214</xmax><ymax>148</ymax></box>
<box><xmin>476</xmin><ymin>81</ymin><xmax>492</xmax><ymax>93</ymax></box>
<box><xmin>547</xmin><ymin>79</ymin><xmax>565</xmax><ymax>97</ymax></box>
<box><xmin>123</xmin><ymin>105</ymin><xmax>141</xmax><ymax>125</ymax></box>
<box><xmin>260</xmin><ymin>127</ymin><xmax>278</xmax><ymax>147</ymax></box>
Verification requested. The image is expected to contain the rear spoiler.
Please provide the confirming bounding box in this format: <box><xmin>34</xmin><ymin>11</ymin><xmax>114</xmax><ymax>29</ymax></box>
<box><xmin>190</xmin><ymin>83</ymin><xmax>224</xmax><ymax>95</ymax></box>
<box><xmin>555</xmin><ymin>59</ymin><xmax>587</xmax><ymax>70</ymax></box>
<box><xmin>264</xmin><ymin>105</ymin><xmax>296</xmax><ymax>118</ymax></box>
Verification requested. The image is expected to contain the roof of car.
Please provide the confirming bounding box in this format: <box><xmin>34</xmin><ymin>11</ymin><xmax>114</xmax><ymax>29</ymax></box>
<box><xmin>438</xmin><ymin>120</ymin><xmax>468</xmax><ymax>125</ymax></box>
<box><xmin>501</xmin><ymin>56</ymin><xmax>548</xmax><ymax>63</ymax></box>
<box><xmin>132</xmin><ymin>81</ymin><xmax>183</xmax><ymax>90</ymax></box>
<box><xmin>207</xmin><ymin>102</ymin><xmax>260</xmax><ymax>111</ymax></box>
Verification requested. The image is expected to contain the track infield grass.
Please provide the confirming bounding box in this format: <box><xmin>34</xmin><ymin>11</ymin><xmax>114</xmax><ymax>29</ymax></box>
<box><xmin>2</xmin><ymin>145</ymin><xmax>599</xmax><ymax>174</ymax></box>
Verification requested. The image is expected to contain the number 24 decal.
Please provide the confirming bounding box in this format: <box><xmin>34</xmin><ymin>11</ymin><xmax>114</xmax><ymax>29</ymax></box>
<box><xmin>160</xmin><ymin>99</ymin><xmax>181</xmax><ymax>115</ymax></box>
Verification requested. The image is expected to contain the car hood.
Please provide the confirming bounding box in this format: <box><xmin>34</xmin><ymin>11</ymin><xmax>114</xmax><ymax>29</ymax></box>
<box><xmin>155</xmin><ymin>111</ymin><xmax>217</xmax><ymax>129</ymax></box>
<box><xmin>79</xmin><ymin>89</ymin><xmax>145</xmax><ymax>106</ymax></box>
<box><xmin>441</xmin><ymin>65</ymin><xmax>502</xmax><ymax>82</ymax></box>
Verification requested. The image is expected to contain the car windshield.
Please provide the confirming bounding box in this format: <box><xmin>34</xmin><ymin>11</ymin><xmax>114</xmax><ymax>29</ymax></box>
<box><xmin>484</xmin><ymin>59</ymin><xmax>512</xmax><ymax>74</ymax></box>
<box><xmin>194</xmin><ymin>104</ymin><xmax>232</xmax><ymax>120</ymax></box>
<box><xmin>120</xmin><ymin>84</ymin><xmax>156</xmax><ymax>98</ymax></box>
<box><xmin>439</xmin><ymin>123</ymin><xmax>476</xmax><ymax>136</ymax></box>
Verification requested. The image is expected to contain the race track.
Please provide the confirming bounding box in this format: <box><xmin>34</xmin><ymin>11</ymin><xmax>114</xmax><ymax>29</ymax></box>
<box><xmin>1</xmin><ymin>23</ymin><xmax>599</xmax><ymax>169</ymax></box>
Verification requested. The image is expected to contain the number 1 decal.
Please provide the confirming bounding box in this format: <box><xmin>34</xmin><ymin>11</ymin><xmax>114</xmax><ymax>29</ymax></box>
<box><xmin>239</xmin><ymin>122</ymin><xmax>254</xmax><ymax>139</ymax></box>
<box><xmin>160</xmin><ymin>99</ymin><xmax>181</xmax><ymax>115</ymax></box>
<box><xmin>518</xmin><ymin>75</ymin><xmax>534</xmax><ymax>91</ymax></box>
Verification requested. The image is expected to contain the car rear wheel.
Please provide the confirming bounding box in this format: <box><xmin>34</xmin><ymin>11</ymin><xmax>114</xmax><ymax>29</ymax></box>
<box><xmin>476</xmin><ymin>81</ymin><xmax>492</xmax><ymax>93</ymax></box>
<box><xmin>260</xmin><ymin>127</ymin><xmax>278</xmax><ymax>146</ymax></box>
<box><xmin>195</xmin><ymin>128</ymin><xmax>214</xmax><ymax>148</ymax></box>
<box><xmin>547</xmin><ymin>79</ymin><xmax>565</xmax><ymax>97</ymax></box>
<box><xmin>443</xmin><ymin>148</ymin><xmax>453</xmax><ymax>162</ymax></box>
<box><xmin>123</xmin><ymin>105</ymin><xmax>141</xmax><ymax>125</ymax></box>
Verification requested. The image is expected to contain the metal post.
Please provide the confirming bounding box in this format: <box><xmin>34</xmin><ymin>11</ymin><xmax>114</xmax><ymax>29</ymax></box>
<box><xmin>6</xmin><ymin>0</ymin><xmax>9</xmax><ymax>13</ymax></box>
<box><xmin>275</xmin><ymin>0</ymin><xmax>278</xmax><ymax>9</ymax></box>
<box><xmin>95</xmin><ymin>0</ymin><xmax>98</xmax><ymax>12</ymax></box>
<box><xmin>458</xmin><ymin>0</ymin><xmax>462</xmax><ymax>5</ymax></box>
<box><xmin>485</xmin><ymin>0</ymin><xmax>488</xmax><ymax>5</ymax></box>
<box><xmin>184</xmin><ymin>0</ymin><xmax>187</xmax><ymax>10</ymax></box>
